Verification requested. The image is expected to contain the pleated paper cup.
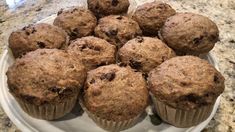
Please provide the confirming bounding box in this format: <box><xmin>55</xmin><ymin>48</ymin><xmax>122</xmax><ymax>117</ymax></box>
<box><xmin>79</xmin><ymin>99</ymin><xmax>141</xmax><ymax>132</ymax></box>
<box><xmin>16</xmin><ymin>95</ymin><xmax>77</xmax><ymax>120</ymax></box>
<box><xmin>150</xmin><ymin>93</ymin><xmax>214</xmax><ymax>128</ymax></box>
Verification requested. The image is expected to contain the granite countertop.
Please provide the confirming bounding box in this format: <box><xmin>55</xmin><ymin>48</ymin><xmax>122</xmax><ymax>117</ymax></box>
<box><xmin>0</xmin><ymin>0</ymin><xmax>234</xmax><ymax>131</ymax></box>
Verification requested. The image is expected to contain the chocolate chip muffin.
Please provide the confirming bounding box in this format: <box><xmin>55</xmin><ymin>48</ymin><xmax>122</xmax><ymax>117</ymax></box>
<box><xmin>67</xmin><ymin>36</ymin><xmax>116</xmax><ymax>71</ymax></box>
<box><xmin>8</xmin><ymin>23</ymin><xmax>68</xmax><ymax>58</ymax></box>
<box><xmin>82</xmin><ymin>64</ymin><xmax>148</xmax><ymax>131</ymax></box>
<box><xmin>119</xmin><ymin>37</ymin><xmax>176</xmax><ymax>73</ymax></box>
<box><xmin>53</xmin><ymin>7</ymin><xmax>97</xmax><ymax>40</ymax></box>
<box><xmin>94</xmin><ymin>15</ymin><xmax>142</xmax><ymax>47</ymax></box>
<box><xmin>161</xmin><ymin>13</ymin><xmax>219</xmax><ymax>55</ymax></box>
<box><xmin>148</xmin><ymin>56</ymin><xmax>225</xmax><ymax>127</ymax></box>
<box><xmin>132</xmin><ymin>1</ymin><xmax>176</xmax><ymax>35</ymax></box>
<box><xmin>6</xmin><ymin>49</ymin><xmax>86</xmax><ymax>120</ymax></box>
<box><xmin>88</xmin><ymin>0</ymin><xmax>130</xmax><ymax>18</ymax></box>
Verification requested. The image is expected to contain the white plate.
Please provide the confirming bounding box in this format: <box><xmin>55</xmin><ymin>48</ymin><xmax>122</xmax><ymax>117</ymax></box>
<box><xmin>0</xmin><ymin>0</ymin><xmax>221</xmax><ymax>132</ymax></box>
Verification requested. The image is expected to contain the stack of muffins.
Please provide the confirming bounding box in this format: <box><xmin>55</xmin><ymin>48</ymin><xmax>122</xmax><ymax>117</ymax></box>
<box><xmin>6</xmin><ymin>0</ymin><xmax>225</xmax><ymax>131</ymax></box>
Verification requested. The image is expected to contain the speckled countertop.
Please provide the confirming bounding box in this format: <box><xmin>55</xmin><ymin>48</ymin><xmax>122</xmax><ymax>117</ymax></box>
<box><xmin>0</xmin><ymin>0</ymin><xmax>234</xmax><ymax>132</ymax></box>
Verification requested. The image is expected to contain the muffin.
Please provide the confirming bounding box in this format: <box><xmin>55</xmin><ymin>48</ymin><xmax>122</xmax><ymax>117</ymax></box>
<box><xmin>161</xmin><ymin>13</ymin><xmax>219</xmax><ymax>55</ymax></box>
<box><xmin>88</xmin><ymin>0</ymin><xmax>130</xmax><ymax>18</ymax></box>
<box><xmin>6</xmin><ymin>49</ymin><xmax>86</xmax><ymax>120</ymax></box>
<box><xmin>81</xmin><ymin>64</ymin><xmax>148</xmax><ymax>131</ymax></box>
<box><xmin>132</xmin><ymin>1</ymin><xmax>176</xmax><ymax>36</ymax></box>
<box><xmin>8</xmin><ymin>23</ymin><xmax>68</xmax><ymax>58</ymax></box>
<box><xmin>119</xmin><ymin>37</ymin><xmax>176</xmax><ymax>73</ymax></box>
<box><xmin>53</xmin><ymin>7</ymin><xmax>97</xmax><ymax>40</ymax></box>
<box><xmin>67</xmin><ymin>36</ymin><xmax>116</xmax><ymax>71</ymax></box>
<box><xmin>148</xmin><ymin>56</ymin><xmax>225</xmax><ymax>127</ymax></box>
<box><xmin>94</xmin><ymin>15</ymin><xmax>142</xmax><ymax>48</ymax></box>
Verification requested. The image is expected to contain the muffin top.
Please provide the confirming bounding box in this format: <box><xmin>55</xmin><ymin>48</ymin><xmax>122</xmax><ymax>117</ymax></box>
<box><xmin>132</xmin><ymin>1</ymin><xmax>176</xmax><ymax>35</ymax></box>
<box><xmin>148</xmin><ymin>56</ymin><xmax>225</xmax><ymax>110</ymax></box>
<box><xmin>94</xmin><ymin>15</ymin><xmax>142</xmax><ymax>47</ymax></box>
<box><xmin>88</xmin><ymin>0</ymin><xmax>130</xmax><ymax>18</ymax></box>
<box><xmin>67</xmin><ymin>36</ymin><xmax>116</xmax><ymax>70</ymax></box>
<box><xmin>8</xmin><ymin>23</ymin><xmax>68</xmax><ymax>58</ymax></box>
<box><xmin>7</xmin><ymin>49</ymin><xmax>86</xmax><ymax>105</ymax></box>
<box><xmin>83</xmin><ymin>64</ymin><xmax>148</xmax><ymax>121</ymax></box>
<box><xmin>161</xmin><ymin>12</ymin><xmax>219</xmax><ymax>55</ymax></box>
<box><xmin>119</xmin><ymin>37</ymin><xmax>176</xmax><ymax>73</ymax></box>
<box><xmin>53</xmin><ymin>7</ymin><xmax>97</xmax><ymax>40</ymax></box>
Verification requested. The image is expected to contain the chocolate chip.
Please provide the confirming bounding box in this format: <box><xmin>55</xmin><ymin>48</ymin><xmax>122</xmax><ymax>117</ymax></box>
<box><xmin>90</xmin><ymin>78</ymin><xmax>96</xmax><ymax>84</ymax></box>
<box><xmin>100</xmin><ymin>72</ymin><xmax>116</xmax><ymax>81</ymax></box>
<box><xmin>193</xmin><ymin>36</ymin><xmax>203</xmax><ymax>45</ymax></box>
<box><xmin>37</xmin><ymin>41</ymin><xmax>46</xmax><ymax>48</ymax></box>
<box><xmin>118</xmin><ymin>62</ymin><xmax>127</xmax><ymax>67</ymax></box>
<box><xmin>180</xmin><ymin>82</ymin><xmax>188</xmax><ymax>86</ymax></box>
<box><xmin>80</xmin><ymin>44</ymin><xmax>101</xmax><ymax>51</ymax></box>
<box><xmin>116</xmin><ymin>16</ymin><xmax>123</xmax><ymax>20</ymax></box>
<box><xmin>32</xmin><ymin>27</ymin><xmax>36</xmax><ymax>33</ymax></box>
<box><xmin>96</xmin><ymin>62</ymin><xmax>107</xmax><ymax>67</ymax></box>
<box><xmin>105</xmin><ymin>29</ymin><xmax>118</xmax><ymax>37</ymax></box>
<box><xmin>111</xmin><ymin>0</ymin><xmax>119</xmax><ymax>6</ymax></box>
<box><xmin>25</xmin><ymin>31</ymin><xmax>30</xmax><ymax>35</ymax></box>
<box><xmin>136</xmin><ymin>36</ymin><xmax>144</xmax><ymax>43</ymax></box>
<box><xmin>48</xmin><ymin>87</ymin><xmax>61</xmax><ymax>93</ymax></box>
<box><xmin>129</xmin><ymin>60</ymin><xmax>142</xmax><ymax>70</ymax></box>
<box><xmin>214</xmin><ymin>75</ymin><xmax>220</xmax><ymax>83</ymax></box>
<box><xmin>57</xmin><ymin>9</ymin><xmax>63</xmax><ymax>15</ymax></box>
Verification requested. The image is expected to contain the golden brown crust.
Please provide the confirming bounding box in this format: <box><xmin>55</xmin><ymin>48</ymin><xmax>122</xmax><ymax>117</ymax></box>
<box><xmin>67</xmin><ymin>36</ymin><xmax>116</xmax><ymax>70</ymax></box>
<box><xmin>83</xmin><ymin>64</ymin><xmax>149</xmax><ymax>121</ymax></box>
<box><xmin>88</xmin><ymin>0</ymin><xmax>130</xmax><ymax>18</ymax></box>
<box><xmin>161</xmin><ymin>13</ymin><xmax>219</xmax><ymax>55</ymax></box>
<box><xmin>119</xmin><ymin>37</ymin><xmax>176</xmax><ymax>73</ymax></box>
<box><xmin>148</xmin><ymin>56</ymin><xmax>225</xmax><ymax>110</ymax></box>
<box><xmin>8</xmin><ymin>23</ymin><xmax>68</xmax><ymax>58</ymax></box>
<box><xmin>7</xmin><ymin>49</ymin><xmax>86</xmax><ymax>105</ymax></box>
<box><xmin>94</xmin><ymin>15</ymin><xmax>142</xmax><ymax>47</ymax></box>
<box><xmin>53</xmin><ymin>7</ymin><xmax>97</xmax><ymax>40</ymax></box>
<box><xmin>132</xmin><ymin>1</ymin><xmax>176</xmax><ymax>35</ymax></box>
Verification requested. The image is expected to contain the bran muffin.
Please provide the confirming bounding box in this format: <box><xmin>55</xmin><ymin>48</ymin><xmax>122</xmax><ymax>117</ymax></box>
<box><xmin>161</xmin><ymin>13</ymin><xmax>219</xmax><ymax>55</ymax></box>
<box><xmin>132</xmin><ymin>1</ymin><xmax>176</xmax><ymax>36</ymax></box>
<box><xmin>6</xmin><ymin>49</ymin><xmax>86</xmax><ymax>120</ymax></box>
<box><xmin>119</xmin><ymin>37</ymin><xmax>176</xmax><ymax>73</ymax></box>
<box><xmin>148</xmin><ymin>56</ymin><xmax>225</xmax><ymax>127</ymax></box>
<box><xmin>94</xmin><ymin>15</ymin><xmax>142</xmax><ymax>48</ymax></box>
<box><xmin>82</xmin><ymin>64</ymin><xmax>148</xmax><ymax>131</ymax></box>
<box><xmin>67</xmin><ymin>36</ymin><xmax>116</xmax><ymax>71</ymax></box>
<box><xmin>88</xmin><ymin>0</ymin><xmax>130</xmax><ymax>18</ymax></box>
<box><xmin>53</xmin><ymin>7</ymin><xmax>97</xmax><ymax>40</ymax></box>
<box><xmin>8</xmin><ymin>23</ymin><xmax>68</xmax><ymax>58</ymax></box>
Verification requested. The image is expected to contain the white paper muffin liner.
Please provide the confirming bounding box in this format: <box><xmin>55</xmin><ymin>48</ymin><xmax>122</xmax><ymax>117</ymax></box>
<box><xmin>15</xmin><ymin>95</ymin><xmax>77</xmax><ymax>120</ymax></box>
<box><xmin>150</xmin><ymin>93</ymin><xmax>214</xmax><ymax>128</ymax></box>
<box><xmin>79</xmin><ymin>98</ymin><xmax>142</xmax><ymax>132</ymax></box>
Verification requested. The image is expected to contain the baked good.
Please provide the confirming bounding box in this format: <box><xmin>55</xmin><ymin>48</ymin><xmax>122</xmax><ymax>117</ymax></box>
<box><xmin>67</xmin><ymin>36</ymin><xmax>116</xmax><ymax>70</ymax></box>
<box><xmin>118</xmin><ymin>37</ymin><xmax>176</xmax><ymax>73</ymax></box>
<box><xmin>94</xmin><ymin>15</ymin><xmax>142</xmax><ymax>47</ymax></box>
<box><xmin>82</xmin><ymin>64</ymin><xmax>148</xmax><ymax>131</ymax></box>
<box><xmin>88</xmin><ymin>0</ymin><xmax>130</xmax><ymax>18</ymax></box>
<box><xmin>132</xmin><ymin>1</ymin><xmax>176</xmax><ymax>35</ymax></box>
<box><xmin>148</xmin><ymin>56</ymin><xmax>225</xmax><ymax>127</ymax></box>
<box><xmin>161</xmin><ymin>12</ymin><xmax>219</xmax><ymax>55</ymax></box>
<box><xmin>53</xmin><ymin>7</ymin><xmax>97</xmax><ymax>40</ymax></box>
<box><xmin>6</xmin><ymin>49</ymin><xmax>86</xmax><ymax>120</ymax></box>
<box><xmin>8</xmin><ymin>23</ymin><xmax>68</xmax><ymax>58</ymax></box>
